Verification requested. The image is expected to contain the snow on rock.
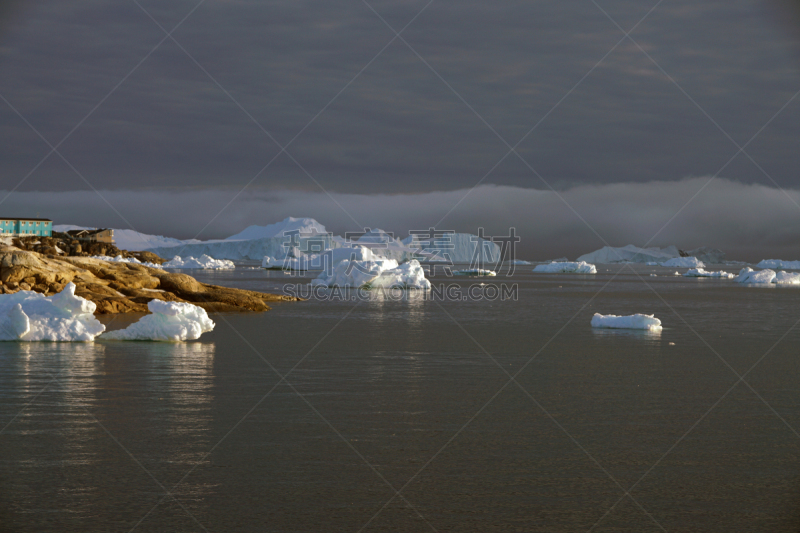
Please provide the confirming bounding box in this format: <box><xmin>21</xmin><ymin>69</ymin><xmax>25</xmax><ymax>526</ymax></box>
<box><xmin>577</xmin><ymin>245</ymin><xmax>679</xmax><ymax>264</ymax></box>
<box><xmin>225</xmin><ymin>217</ymin><xmax>327</xmax><ymax>241</ymax></box>
<box><xmin>312</xmin><ymin>259</ymin><xmax>431</xmax><ymax>289</ymax></box>
<box><xmin>684</xmin><ymin>268</ymin><xmax>735</xmax><ymax>279</ymax></box>
<box><xmin>453</xmin><ymin>269</ymin><xmax>497</xmax><ymax>276</ymax></box>
<box><xmin>756</xmin><ymin>259</ymin><xmax>800</xmax><ymax>270</ymax></box>
<box><xmin>401</xmin><ymin>233</ymin><xmax>502</xmax><ymax>265</ymax></box>
<box><xmin>533</xmin><ymin>261</ymin><xmax>597</xmax><ymax>274</ymax></box>
<box><xmin>0</xmin><ymin>282</ymin><xmax>105</xmax><ymax>341</ymax></box>
<box><xmin>102</xmin><ymin>300</ymin><xmax>215</xmax><ymax>341</ymax></box>
<box><xmin>162</xmin><ymin>255</ymin><xmax>235</xmax><ymax>269</ymax></box>
<box><xmin>93</xmin><ymin>255</ymin><xmax>163</xmax><ymax>268</ymax></box>
<box><xmin>591</xmin><ymin>313</ymin><xmax>662</xmax><ymax>331</ymax></box>
<box><xmin>661</xmin><ymin>257</ymin><xmax>705</xmax><ymax>268</ymax></box>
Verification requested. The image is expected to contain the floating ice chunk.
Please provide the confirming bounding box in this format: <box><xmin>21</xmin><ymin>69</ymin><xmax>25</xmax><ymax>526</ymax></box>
<box><xmin>591</xmin><ymin>313</ymin><xmax>662</xmax><ymax>331</ymax></box>
<box><xmin>735</xmin><ymin>267</ymin><xmax>776</xmax><ymax>284</ymax></box>
<box><xmin>453</xmin><ymin>269</ymin><xmax>496</xmax><ymax>276</ymax></box>
<box><xmin>0</xmin><ymin>283</ymin><xmax>105</xmax><ymax>341</ymax></box>
<box><xmin>646</xmin><ymin>262</ymin><xmax>659</xmax><ymax>266</ymax></box>
<box><xmin>93</xmin><ymin>255</ymin><xmax>163</xmax><ymax>268</ymax></box>
<box><xmin>312</xmin><ymin>259</ymin><xmax>430</xmax><ymax>289</ymax></box>
<box><xmin>684</xmin><ymin>268</ymin><xmax>735</xmax><ymax>279</ymax></box>
<box><xmin>673</xmin><ymin>271</ymin><xmax>680</xmax><ymax>276</ymax></box>
<box><xmin>661</xmin><ymin>257</ymin><xmax>705</xmax><ymax>268</ymax></box>
<box><xmin>509</xmin><ymin>259</ymin><xmax>531</xmax><ymax>265</ymax></box>
<box><xmin>162</xmin><ymin>255</ymin><xmax>235</xmax><ymax>269</ymax></box>
<box><xmin>533</xmin><ymin>261</ymin><xmax>597</xmax><ymax>274</ymax></box>
<box><xmin>776</xmin><ymin>271</ymin><xmax>800</xmax><ymax>285</ymax></box>
<box><xmin>102</xmin><ymin>300</ymin><xmax>215</xmax><ymax>341</ymax></box>
<box><xmin>756</xmin><ymin>259</ymin><xmax>800</xmax><ymax>270</ymax></box>
<box><xmin>263</xmin><ymin>245</ymin><xmax>375</xmax><ymax>270</ymax></box>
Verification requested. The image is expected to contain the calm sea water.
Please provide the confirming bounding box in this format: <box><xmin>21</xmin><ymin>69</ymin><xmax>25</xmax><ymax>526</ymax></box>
<box><xmin>1</xmin><ymin>264</ymin><xmax>800</xmax><ymax>532</ymax></box>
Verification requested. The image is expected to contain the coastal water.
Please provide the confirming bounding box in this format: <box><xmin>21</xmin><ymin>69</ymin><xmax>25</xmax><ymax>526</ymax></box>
<box><xmin>1</xmin><ymin>264</ymin><xmax>800</xmax><ymax>532</ymax></box>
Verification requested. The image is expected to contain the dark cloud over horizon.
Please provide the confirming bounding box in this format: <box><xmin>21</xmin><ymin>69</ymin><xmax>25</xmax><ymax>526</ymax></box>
<box><xmin>1</xmin><ymin>0</ymin><xmax>799</xmax><ymax>197</ymax></box>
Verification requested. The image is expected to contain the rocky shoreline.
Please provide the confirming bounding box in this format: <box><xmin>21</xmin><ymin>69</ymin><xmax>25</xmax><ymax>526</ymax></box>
<box><xmin>0</xmin><ymin>247</ymin><xmax>297</xmax><ymax>314</ymax></box>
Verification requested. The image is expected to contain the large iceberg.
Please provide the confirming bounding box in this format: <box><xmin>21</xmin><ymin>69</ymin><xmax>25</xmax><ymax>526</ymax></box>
<box><xmin>533</xmin><ymin>261</ymin><xmax>597</xmax><ymax>274</ymax></box>
<box><xmin>225</xmin><ymin>217</ymin><xmax>327</xmax><ymax>241</ymax></box>
<box><xmin>756</xmin><ymin>259</ymin><xmax>800</xmax><ymax>270</ymax></box>
<box><xmin>311</xmin><ymin>259</ymin><xmax>431</xmax><ymax>289</ymax></box>
<box><xmin>0</xmin><ymin>282</ymin><xmax>105</xmax><ymax>341</ymax></box>
<box><xmin>577</xmin><ymin>245</ymin><xmax>724</xmax><ymax>265</ymax></box>
<box><xmin>661</xmin><ymin>257</ymin><xmax>705</xmax><ymax>268</ymax></box>
<box><xmin>401</xmin><ymin>232</ymin><xmax>502</xmax><ymax>265</ymax></box>
<box><xmin>577</xmin><ymin>245</ymin><xmax>680</xmax><ymax>264</ymax></box>
<box><xmin>102</xmin><ymin>300</ymin><xmax>215</xmax><ymax>341</ymax></box>
<box><xmin>162</xmin><ymin>255</ymin><xmax>235</xmax><ymax>269</ymax></box>
<box><xmin>263</xmin><ymin>245</ymin><xmax>376</xmax><ymax>270</ymax></box>
<box><xmin>684</xmin><ymin>268</ymin><xmax>734</xmax><ymax>279</ymax></box>
<box><xmin>591</xmin><ymin>313</ymin><xmax>662</xmax><ymax>331</ymax></box>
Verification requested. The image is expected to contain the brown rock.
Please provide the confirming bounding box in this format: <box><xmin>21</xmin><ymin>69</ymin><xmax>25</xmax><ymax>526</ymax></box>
<box><xmin>1</xmin><ymin>265</ymin><xmax>32</xmax><ymax>284</ymax></box>
<box><xmin>19</xmin><ymin>282</ymin><xmax>31</xmax><ymax>291</ymax></box>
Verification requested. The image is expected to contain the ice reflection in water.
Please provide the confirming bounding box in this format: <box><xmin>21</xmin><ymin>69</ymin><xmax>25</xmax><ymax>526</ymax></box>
<box><xmin>591</xmin><ymin>327</ymin><xmax>663</xmax><ymax>343</ymax></box>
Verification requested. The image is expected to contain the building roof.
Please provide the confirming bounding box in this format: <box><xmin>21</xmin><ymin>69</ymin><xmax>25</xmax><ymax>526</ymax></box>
<box><xmin>0</xmin><ymin>217</ymin><xmax>52</xmax><ymax>221</ymax></box>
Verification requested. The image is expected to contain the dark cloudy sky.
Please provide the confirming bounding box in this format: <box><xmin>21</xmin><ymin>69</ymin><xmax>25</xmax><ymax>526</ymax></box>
<box><xmin>1</xmin><ymin>0</ymin><xmax>799</xmax><ymax>260</ymax></box>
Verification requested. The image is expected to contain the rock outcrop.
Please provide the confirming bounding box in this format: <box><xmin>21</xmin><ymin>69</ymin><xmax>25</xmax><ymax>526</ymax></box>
<box><xmin>11</xmin><ymin>234</ymin><xmax>164</xmax><ymax>264</ymax></box>
<box><xmin>0</xmin><ymin>248</ymin><xmax>296</xmax><ymax>314</ymax></box>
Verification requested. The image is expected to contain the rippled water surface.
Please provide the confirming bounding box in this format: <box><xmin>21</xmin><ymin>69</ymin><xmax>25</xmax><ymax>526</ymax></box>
<box><xmin>2</xmin><ymin>264</ymin><xmax>800</xmax><ymax>532</ymax></box>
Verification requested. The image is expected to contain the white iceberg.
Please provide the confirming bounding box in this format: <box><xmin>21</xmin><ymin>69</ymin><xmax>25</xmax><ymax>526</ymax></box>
<box><xmin>453</xmin><ymin>269</ymin><xmax>496</xmax><ymax>276</ymax></box>
<box><xmin>162</xmin><ymin>255</ymin><xmax>235</xmax><ymax>269</ymax></box>
<box><xmin>661</xmin><ymin>257</ymin><xmax>705</xmax><ymax>268</ymax></box>
<box><xmin>591</xmin><ymin>313</ymin><xmax>662</xmax><ymax>331</ymax></box>
<box><xmin>102</xmin><ymin>300</ymin><xmax>215</xmax><ymax>341</ymax></box>
<box><xmin>225</xmin><ymin>216</ymin><xmax>327</xmax><ymax>241</ymax></box>
<box><xmin>756</xmin><ymin>259</ymin><xmax>800</xmax><ymax>270</ymax></box>
<box><xmin>401</xmin><ymin>232</ymin><xmax>502</xmax><ymax>265</ymax></box>
<box><xmin>312</xmin><ymin>259</ymin><xmax>431</xmax><ymax>289</ymax></box>
<box><xmin>578</xmin><ymin>244</ymin><xmax>680</xmax><ymax>264</ymax></box>
<box><xmin>683</xmin><ymin>268</ymin><xmax>735</xmax><ymax>279</ymax></box>
<box><xmin>533</xmin><ymin>261</ymin><xmax>597</xmax><ymax>274</ymax></box>
<box><xmin>509</xmin><ymin>259</ymin><xmax>531</xmax><ymax>265</ymax></box>
<box><xmin>735</xmin><ymin>267</ymin><xmax>800</xmax><ymax>285</ymax></box>
<box><xmin>263</xmin><ymin>245</ymin><xmax>376</xmax><ymax>270</ymax></box>
<box><xmin>0</xmin><ymin>282</ymin><xmax>105</xmax><ymax>341</ymax></box>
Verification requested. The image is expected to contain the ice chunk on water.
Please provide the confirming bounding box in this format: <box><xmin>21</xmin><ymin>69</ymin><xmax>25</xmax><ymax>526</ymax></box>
<box><xmin>162</xmin><ymin>255</ymin><xmax>235</xmax><ymax>269</ymax></box>
<box><xmin>0</xmin><ymin>283</ymin><xmax>105</xmax><ymax>341</ymax></box>
<box><xmin>453</xmin><ymin>269</ymin><xmax>496</xmax><ymax>276</ymax></box>
<box><xmin>756</xmin><ymin>259</ymin><xmax>800</xmax><ymax>270</ymax></box>
<box><xmin>735</xmin><ymin>267</ymin><xmax>776</xmax><ymax>284</ymax></box>
<box><xmin>591</xmin><ymin>313</ymin><xmax>662</xmax><ymax>331</ymax></box>
<box><xmin>533</xmin><ymin>261</ymin><xmax>597</xmax><ymax>274</ymax></box>
<box><xmin>102</xmin><ymin>300</ymin><xmax>215</xmax><ymax>341</ymax></box>
<box><xmin>684</xmin><ymin>268</ymin><xmax>735</xmax><ymax>279</ymax></box>
<box><xmin>312</xmin><ymin>259</ymin><xmax>430</xmax><ymax>289</ymax></box>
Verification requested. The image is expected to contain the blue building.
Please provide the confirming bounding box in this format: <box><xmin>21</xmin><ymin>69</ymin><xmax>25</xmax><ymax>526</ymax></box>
<box><xmin>0</xmin><ymin>218</ymin><xmax>53</xmax><ymax>237</ymax></box>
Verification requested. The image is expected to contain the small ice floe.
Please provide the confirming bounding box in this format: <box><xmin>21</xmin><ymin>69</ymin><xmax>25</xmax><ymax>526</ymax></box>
<box><xmin>660</xmin><ymin>257</ymin><xmax>705</xmax><ymax>268</ymax></box>
<box><xmin>312</xmin><ymin>259</ymin><xmax>431</xmax><ymax>289</ymax></box>
<box><xmin>102</xmin><ymin>300</ymin><xmax>215</xmax><ymax>341</ymax></box>
<box><xmin>94</xmin><ymin>255</ymin><xmax>162</xmax><ymax>268</ymax></box>
<box><xmin>162</xmin><ymin>255</ymin><xmax>235</xmax><ymax>269</ymax></box>
<box><xmin>509</xmin><ymin>259</ymin><xmax>532</xmax><ymax>265</ymax></box>
<box><xmin>683</xmin><ymin>268</ymin><xmax>735</xmax><ymax>279</ymax></box>
<box><xmin>533</xmin><ymin>261</ymin><xmax>597</xmax><ymax>274</ymax></box>
<box><xmin>756</xmin><ymin>259</ymin><xmax>800</xmax><ymax>270</ymax></box>
<box><xmin>650</xmin><ymin>274</ymin><xmax>657</xmax><ymax>277</ymax></box>
<box><xmin>591</xmin><ymin>313</ymin><xmax>662</xmax><ymax>332</ymax></box>
<box><xmin>673</xmin><ymin>271</ymin><xmax>680</xmax><ymax>276</ymax></box>
<box><xmin>0</xmin><ymin>282</ymin><xmax>105</xmax><ymax>341</ymax></box>
<box><xmin>453</xmin><ymin>269</ymin><xmax>496</xmax><ymax>276</ymax></box>
<box><xmin>733</xmin><ymin>267</ymin><xmax>800</xmax><ymax>284</ymax></box>
<box><xmin>646</xmin><ymin>262</ymin><xmax>659</xmax><ymax>266</ymax></box>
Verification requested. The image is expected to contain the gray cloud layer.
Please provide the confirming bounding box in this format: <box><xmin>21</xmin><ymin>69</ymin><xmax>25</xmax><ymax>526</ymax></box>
<box><xmin>1</xmin><ymin>0</ymin><xmax>799</xmax><ymax>195</ymax></box>
<box><xmin>5</xmin><ymin>178</ymin><xmax>800</xmax><ymax>262</ymax></box>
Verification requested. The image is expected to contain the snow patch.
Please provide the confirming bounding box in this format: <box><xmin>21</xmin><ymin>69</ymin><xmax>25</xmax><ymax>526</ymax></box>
<box><xmin>93</xmin><ymin>255</ymin><xmax>162</xmax><ymax>268</ymax></box>
<box><xmin>591</xmin><ymin>313</ymin><xmax>662</xmax><ymax>331</ymax></box>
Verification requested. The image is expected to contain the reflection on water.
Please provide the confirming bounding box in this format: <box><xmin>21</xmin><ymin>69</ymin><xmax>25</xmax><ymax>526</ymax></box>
<box><xmin>591</xmin><ymin>327</ymin><xmax>663</xmax><ymax>341</ymax></box>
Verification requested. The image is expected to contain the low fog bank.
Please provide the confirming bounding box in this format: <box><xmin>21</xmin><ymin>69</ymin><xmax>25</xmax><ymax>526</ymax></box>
<box><xmin>4</xmin><ymin>177</ymin><xmax>799</xmax><ymax>262</ymax></box>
